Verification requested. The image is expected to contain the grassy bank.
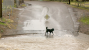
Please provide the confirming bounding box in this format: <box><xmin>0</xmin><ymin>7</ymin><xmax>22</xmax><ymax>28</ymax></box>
<box><xmin>80</xmin><ymin>16</ymin><xmax>89</xmax><ymax>25</ymax></box>
<box><xmin>62</xmin><ymin>1</ymin><xmax>89</xmax><ymax>11</ymax></box>
<box><xmin>79</xmin><ymin>16</ymin><xmax>89</xmax><ymax>35</ymax></box>
<box><xmin>70</xmin><ymin>1</ymin><xmax>89</xmax><ymax>11</ymax></box>
<box><xmin>68</xmin><ymin>2</ymin><xmax>89</xmax><ymax>34</ymax></box>
<box><xmin>0</xmin><ymin>22</ymin><xmax>6</xmax><ymax>26</ymax></box>
<box><xmin>0</xmin><ymin>18</ymin><xmax>6</xmax><ymax>26</ymax></box>
<box><xmin>71</xmin><ymin>5</ymin><xmax>89</xmax><ymax>11</ymax></box>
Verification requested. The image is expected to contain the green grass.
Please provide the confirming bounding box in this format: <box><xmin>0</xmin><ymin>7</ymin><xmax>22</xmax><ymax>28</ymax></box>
<box><xmin>2</xmin><ymin>8</ymin><xmax>5</xmax><ymax>11</ymax></box>
<box><xmin>0</xmin><ymin>22</ymin><xmax>6</xmax><ymax>26</ymax></box>
<box><xmin>63</xmin><ymin>1</ymin><xmax>89</xmax><ymax>9</ymax></box>
<box><xmin>70</xmin><ymin>1</ymin><xmax>89</xmax><ymax>10</ymax></box>
<box><xmin>14</xmin><ymin>4</ymin><xmax>17</xmax><ymax>8</ymax></box>
<box><xmin>80</xmin><ymin>16</ymin><xmax>89</xmax><ymax>25</ymax></box>
<box><xmin>71</xmin><ymin>2</ymin><xmax>89</xmax><ymax>7</ymax></box>
<box><xmin>84</xmin><ymin>2</ymin><xmax>89</xmax><ymax>4</ymax></box>
<box><xmin>84</xmin><ymin>5</ymin><xmax>89</xmax><ymax>7</ymax></box>
<box><xmin>14</xmin><ymin>5</ymin><xmax>17</xmax><ymax>8</ymax></box>
<box><xmin>0</xmin><ymin>18</ymin><xmax>6</xmax><ymax>22</ymax></box>
<box><xmin>0</xmin><ymin>18</ymin><xmax>6</xmax><ymax>26</ymax></box>
<box><xmin>71</xmin><ymin>2</ymin><xmax>89</xmax><ymax>4</ymax></box>
<box><xmin>2</xmin><ymin>18</ymin><xmax>6</xmax><ymax>22</ymax></box>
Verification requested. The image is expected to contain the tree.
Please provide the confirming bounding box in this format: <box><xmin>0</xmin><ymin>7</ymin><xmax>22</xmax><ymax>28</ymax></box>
<box><xmin>22</xmin><ymin>0</ymin><xmax>24</xmax><ymax>3</ymax></box>
<box><xmin>76</xmin><ymin>0</ymin><xmax>79</xmax><ymax>7</ymax></box>
<box><xmin>69</xmin><ymin>0</ymin><xmax>70</xmax><ymax>4</ymax></box>
<box><xmin>82</xmin><ymin>0</ymin><xmax>85</xmax><ymax>2</ymax></box>
<box><xmin>76</xmin><ymin>0</ymin><xmax>78</xmax><ymax>1</ymax></box>
<box><xmin>71</xmin><ymin>0</ymin><xmax>73</xmax><ymax>1</ymax></box>
<box><xmin>0</xmin><ymin>0</ymin><xmax>2</xmax><ymax>18</ymax></box>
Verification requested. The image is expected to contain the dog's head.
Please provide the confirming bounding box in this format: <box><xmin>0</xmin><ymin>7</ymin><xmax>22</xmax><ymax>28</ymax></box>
<box><xmin>52</xmin><ymin>28</ymin><xmax>54</xmax><ymax>31</ymax></box>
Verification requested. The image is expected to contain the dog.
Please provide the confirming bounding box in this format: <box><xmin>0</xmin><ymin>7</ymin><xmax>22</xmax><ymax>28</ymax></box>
<box><xmin>45</xmin><ymin>27</ymin><xmax>54</xmax><ymax>35</ymax></box>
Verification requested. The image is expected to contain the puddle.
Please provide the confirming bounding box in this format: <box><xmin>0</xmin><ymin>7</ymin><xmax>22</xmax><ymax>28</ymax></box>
<box><xmin>23</xmin><ymin>20</ymin><xmax>45</xmax><ymax>30</ymax></box>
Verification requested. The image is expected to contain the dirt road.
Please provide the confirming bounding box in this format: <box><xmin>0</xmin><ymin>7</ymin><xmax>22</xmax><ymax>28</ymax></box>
<box><xmin>0</xmin><ymin>1</ymin><xmax>89</xmax><ymax>50</ymax></box>
<box><xmin>17</xmin><ymin>1</ymin><xmax>79</xmax><ymax>35</ymax></box>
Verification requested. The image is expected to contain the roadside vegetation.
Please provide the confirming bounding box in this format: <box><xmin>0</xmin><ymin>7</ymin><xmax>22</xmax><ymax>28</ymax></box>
<box><xmin>80</xmin><ymin>16</ymin><xmax>89</xmax><ymax>25</ymax></box>
<box><xmin>72</xmin><ymin>6</ymin><xmax>89</xmax><ymax>11</ymax></box>
<box><xmin>64</xmin><ymin>0</ymin><xmax>89</xmax><ymax>35</ymax></box>
<box><xmin>79</xmin><ymin>16</ymin><xmax>89</xmax><ymax>35</ymax></box>
<box><xmin>0</xmin><ymin>17</ymin><xmax>16</xmax><ymax>37</ymax></box>
<box><xmin>71</xmin><ymin>2</ymin><xmax>89</xmax><ymax>7</ymax></box>
<box><xmin>70</xmin><ymin>1</ymin><xmax>89</xmax><ymax>11</ymax></box>
<box><xmin>0</xmin><ymin>0</ymin><xmax>26</xmax><ymax>38</ymax></box>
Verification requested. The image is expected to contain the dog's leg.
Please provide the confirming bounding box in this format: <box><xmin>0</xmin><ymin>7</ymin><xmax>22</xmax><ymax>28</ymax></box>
<box><xmin>52</xmin><ymin>32</ymin><xmax>54</xmax><ymax>35</ymax></box>
<box><xmin>47</xmin><ymin>32</ymin><xmax>48</xmax><ymax>35</ymax></box>
<box><xmin>50</xmin><ymin>32</ymin><xmax>51</xmax><ymax>35</ymax></box>
<box><xmin>45</xmin><ymin>32</ymin><xmax>48</xmax><ymax>36</ymax></box>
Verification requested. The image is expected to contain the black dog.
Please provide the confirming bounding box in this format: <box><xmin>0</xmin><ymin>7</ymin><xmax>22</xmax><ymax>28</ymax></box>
<box><xmin>45</xmin><ymin>27</ymin><xmax>54</xmax><ymax>35</ymax></box>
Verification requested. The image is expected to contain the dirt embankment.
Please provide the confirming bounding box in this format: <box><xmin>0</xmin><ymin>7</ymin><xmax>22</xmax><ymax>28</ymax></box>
<box><xmin>0</xmin><ymin>9</ymin><xmax>19</xmax><ymax>36</ymax></box>
<box><xmin>79</xmin><ymin>21</ymin><xmax>89</xmax><ymax>35</ymax></box>
<box><xmin>79</xmin><ymin>11</ymin><xmax>89</xmax><ymax>35</ymax></box>
<box><xmin>0</xmin><ymin>3</ymin><xmax>27</xmax><ymax>36</ymax></box>
<box><xmin>73</xmin><ymin>7</ymin><xmax>89</xmax><ymax>35</ymax></box>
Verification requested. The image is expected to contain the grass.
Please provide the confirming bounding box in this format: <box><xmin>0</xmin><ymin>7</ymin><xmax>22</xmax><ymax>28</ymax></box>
<box><xmin>84</xmin><ymin>2</ymin><xmax>89</xmax><ymax>4</ymax></box>
<box><xmin>0</xmin><ymin>18</ymin><xmax>6</xmax><ymax>26</ymax></box>
<box><xmin>0</xmin><ymin>18</ymin><xmax>14</xmax><ymax>26</ymax></box>
<box><xmin>2</xmin><ymin>8</ymin><xmax>6</xmax><ymax>11</ymax></box>
<box><xmin>0</xmin><ymin>18</ymin><xmax>15</xmax><ymax>29</ymax></box>
<box><xmin>71</xmin><ymin>2</ymin><xmax>89</xmax><ymax>7</ymax></box>
<box><xmin>71</xmin><ymin>2</ymin><xmax>89</xmax><ymax>4</ymax></box>
<box><xmin>71</xmin><ymin>5</ymin><xmax>89</xmax><ymax>11</ymax></box>
<box><xmin>2</xmin><ymin>18</ymin><xmax>6</xmax><ymax>22</ymax></box>
<box><xmin>80</xmin><ymin>16</ymin><xmax>89</xmax><ymax>25</ymax></box>
<box><xmin>0</xmin><ymin>18</ymin><xmax>6</xmax><ymax>22</ymax></box>
<box><xmin>14</xmin><ymin>4</ymin><xmax>17</xmax><ymax>8</ymax></box>
<box><xmin>0</xmin><ymin>22</ymin><xmax>6</xmax><ymax>26</ymax></box>
<box><xmin>66</xmin><ymin>1</ymin><xmax>89</xmax><ymax>11</ymax></box>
